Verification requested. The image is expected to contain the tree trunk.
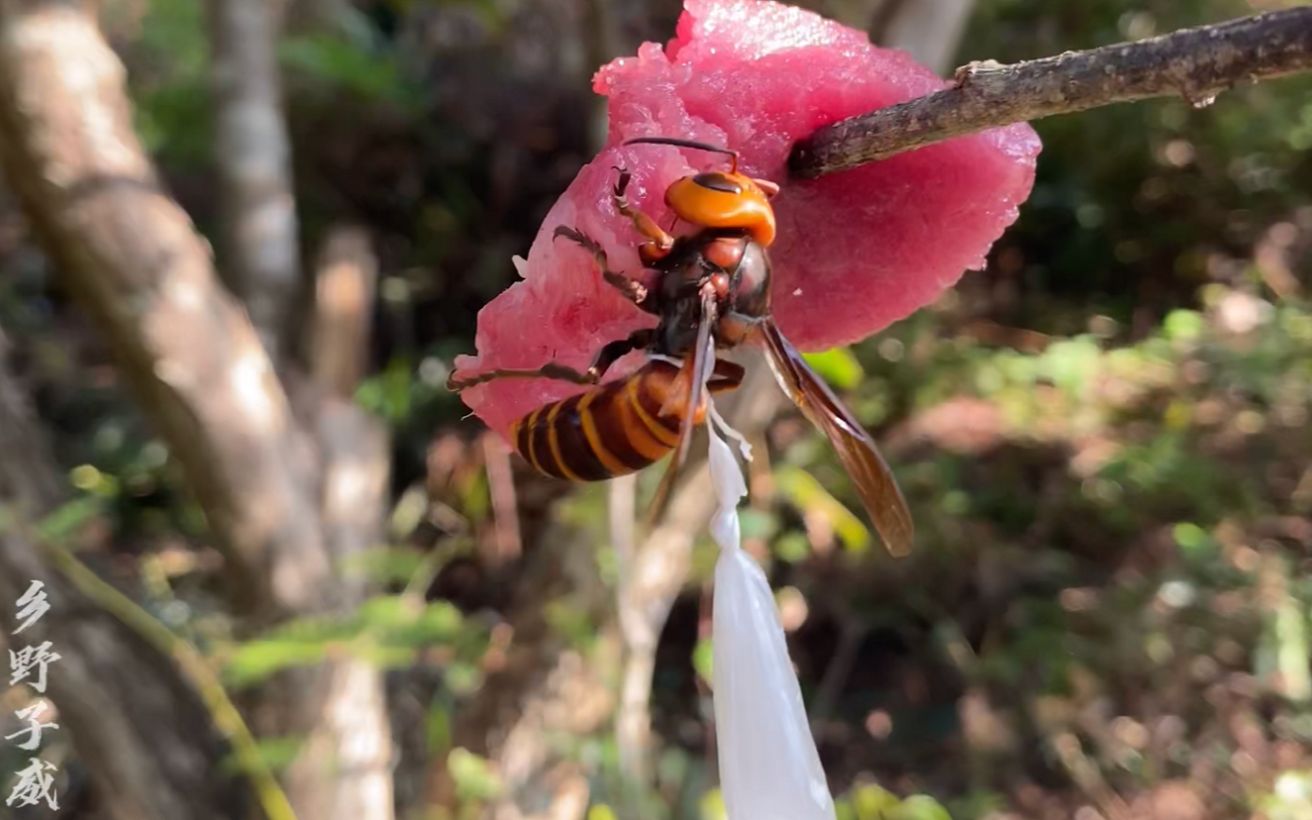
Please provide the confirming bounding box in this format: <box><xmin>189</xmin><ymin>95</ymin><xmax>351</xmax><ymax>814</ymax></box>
<box><xmin>0</xmin><ymin>0</ymin><xmax>332</xmax><ymax>618</ymax></box>
<box><xmin>206</xmin><ymin>0</ymin><xmax>303</xmax><ymax>359</ymax></box>
<box><xmin>0</xmin><ymin>2</ymin><xmax>396</xmax><ymax>817</ymax></box>
<box><xmin>0</xmin><ymin>335</ymin><xmax>246</xmax><ymax>820</ymax></box>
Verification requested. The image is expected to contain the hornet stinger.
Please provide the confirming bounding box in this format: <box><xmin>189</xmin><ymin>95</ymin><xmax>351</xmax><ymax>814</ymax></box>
<box><xmin>449</xmin><ymin>137</ymin><xmax>913</xmax><ymax>556</ymax></box>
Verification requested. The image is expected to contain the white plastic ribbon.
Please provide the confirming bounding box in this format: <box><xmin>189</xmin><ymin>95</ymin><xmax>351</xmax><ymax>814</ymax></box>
<box><xmin>706</xmin><ymin>396</ymin><xmax>836</xmax><ymax>820</ymax></box>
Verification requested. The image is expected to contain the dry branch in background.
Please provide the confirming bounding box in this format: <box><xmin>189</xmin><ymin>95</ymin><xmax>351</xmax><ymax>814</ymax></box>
<box><xmin>435</xmin><ymin>509</ymin><xmax>618</xmax><ymax>815</ymax></box>
<box><xmin>206</xmin><ymin>0</ymin><xmax>303</xmax><ymax>358</ymax></box>
<box><xmin>286</xmin><ymin>230</ymin><xmax>395</xmax><ymax>819</ymax></box>
<box><xmin>312</xmin><ymin>225</ymin><xmax>378</xmax><ymax>397</ymax></box>
<box><xmin>612</xmin><ymin>364</ymin><xmax>784</xmax><ymax>784</ymax></box>
<box><xmin>869</xmin><ymin>0</ymin><xmax>976</xmax><ymax>74</ymax></box>
<box><xmin>791</xmin><ymin>7</ymin><xmax>1312</xmax><ymax>177</ymax></box>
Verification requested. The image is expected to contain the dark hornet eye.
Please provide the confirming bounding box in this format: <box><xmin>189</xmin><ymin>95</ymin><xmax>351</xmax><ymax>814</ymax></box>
<box><xmin>692</xmin><ymin>172</ymin><xmax>742</xmax><ymax>194</ymax></box>
<box><xmin>731</xmin><ymin>242</ymin><xmax>771</xmax><ymax>317</ymax></box>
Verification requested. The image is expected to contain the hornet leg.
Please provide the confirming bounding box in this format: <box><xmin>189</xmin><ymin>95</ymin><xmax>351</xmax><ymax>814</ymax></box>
<box><xmin>447</xmin><ymin>329</ymin><xmax>654</xmax><ymax>391</ymax></box>
<box><xmin>553</xmin><ymin>225</ymin><xmax>656</xmax><ymax>312</ymax></box>
<box><xmin>707</xmin><ymin>359</ymin><xmax>745</xmax><ymax>393</ymax></box>
<box><xmin>612</xmin><ymin>167</ymin><xmax>674</xmax><ymax>265</ymax></box>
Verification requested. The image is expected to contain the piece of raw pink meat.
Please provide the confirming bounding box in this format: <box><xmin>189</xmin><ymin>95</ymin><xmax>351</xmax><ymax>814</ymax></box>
<box><xmin>453</xmin><ymin>0</ymin><xmax>1040</xmax><ymax>439</ymax></box>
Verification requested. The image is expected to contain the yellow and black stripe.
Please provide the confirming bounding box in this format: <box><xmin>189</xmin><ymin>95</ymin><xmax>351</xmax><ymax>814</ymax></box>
<box><xmin>509</xmin><ymin>361</ymin><xmax>687</xmax><ymax>481</ymax></box>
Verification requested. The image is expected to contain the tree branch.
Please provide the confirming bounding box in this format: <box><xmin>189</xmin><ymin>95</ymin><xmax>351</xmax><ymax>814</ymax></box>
<box><xmin>42</xmin><ymin>542</ymin><xmax>297</xmax><ymax>820</ymax></box>
<box><xmin>0</xmin><ymin>0</ymin><xmax>332</xmax><ymax>616</ymax></box>
<box><xmin>790</xmin><ymin>7</ymin><xmax>1312</xmax><ymax>178</ymax></box>
<box><xmin>310</xmin><ymin>225</ymin><xmax>377</xmax><ymax>397</ymax></box>
<box><xmin>0</xmin><ymin>4</ymin><xmax>395</xmax><ymax>816</ymax></box>
<box><xmin>0</xmin><ymin>331</ymin><xmax>250</xmax><ymax>820</ymax></box>
<box><xmin>284</xmin><ymin>394</ymin><xmax>396</xmax><ymax>820</ymax></box>
<box><xmin>206</xmin><ymin>0</ymin><xmax>303</xmax><ymax>359</ymax></box>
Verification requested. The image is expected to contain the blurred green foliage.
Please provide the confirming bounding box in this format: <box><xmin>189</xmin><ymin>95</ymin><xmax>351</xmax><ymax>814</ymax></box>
<box><xmin>280</xmin><ymin>31</ymin><xmax>418</xmax><ymax>107</ymax></box>
<box><xmin>126</xmin><ymin>0</ymin><xmax>211</xmax><ymax>163</ymax></box>
<box><xmin>223</xmin><ymin>593</ymin><xmax>484</xmax><ymax>689</ymax></box>
<box><xmin>963</xmin><ymin>0</ymin><xmax>1312</xmax><ymax>327</ymax></box>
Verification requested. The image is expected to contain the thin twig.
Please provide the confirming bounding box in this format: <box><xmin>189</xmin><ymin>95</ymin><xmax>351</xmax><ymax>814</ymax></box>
<box><xmin>42</xmin><ymin>542</ymin><xmax>297</xmax><ymax>820</ymax></box>
<box><xmin>808</xmin><ymin>616</ymin><xmax>869</xmax><ymax>727</ymax></box>
<box><xmin>311</xmin><ymin>225</ymin><xmax>378</xmax><ymax>398</ymax></box>
<box><xmin>609</xmin><ymin>473</ymin><xmax>651</xmax><ymax>781</ymax></box>
<box><xmin>481</xmin><ymin>432</ymin><xmax>523</xmax><ymax>564</ymax></box>
<box><xmin>790</xmin><ymin>7</ymin><xmax>1312</xmax><ymax>178</ymax></box>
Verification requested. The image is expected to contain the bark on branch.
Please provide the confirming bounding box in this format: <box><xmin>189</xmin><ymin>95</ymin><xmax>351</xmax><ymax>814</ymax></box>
<box><xmin>790</xmin><ymin>7</ymin><xmax>1312</xmax><ymax>178</ymax></box>
<box><xmin>206</xmin><ymin>0</ymin><xmax>303</xmax><ymax>359</ymax></box>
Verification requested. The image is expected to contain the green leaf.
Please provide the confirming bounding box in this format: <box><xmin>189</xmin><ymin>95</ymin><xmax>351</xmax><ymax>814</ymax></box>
<box><xmin>775</xmin><ymin>466</ymin><xmax>872</xmax><ymax>553</ymax></box>
<box><xmin>220</xmin><ymin>735</ymin><xmax>304</xmax><ymax>776</ymax></box>
<box><xmin>36</xmin><ymin>496</ymin><xmax>105</xmax><ymax>544</ymax></box>
<box><xmin>447</xmin><ymin>747</ymin><xmax>501</xmax><ymax>801</ymax></box>
<box><xmin>444</xmin><ymin>661</ymin><xmax>484</xmax><ymax>696</ymax></box>
<box><xmin>341</xmin><ymin>546</ymin><xmax>428</xmax><ymax>585</ymax></box>
<box><xmin>1171</xmin><ymin>522</ymin><xmax>1213</xmax><ymax>555</ymax></box>
<box><xmin>773</xmin><ymin>532</ymin><xmax>811</xmax><ymax>563</ymax></box>
<box><xmin>850</xmin><ymin>783</ymin><xmax>900</xmax><ymax>818</ymax></box>
<box><xmin>803</xmin><ymin>346</ymin><xmax>865</xmax><ymax>390</ymax></box>
<box><xmin>699</xmin><ymin>788</ymin><xmax>727</xmax><ymax>820</ymax></box>
<box><xmin>544</xmin><ymin>598</ymin><xmax>595</xmax><ymax>648</ymax></box>
<box><xmin>426</xmin><ymin>699</ymin><xmax>452</xmax><ymax>756</ymax></box>
<box><xmin>359</xmin><ymin>595</ymin><xmax>464</xmax><ymax>646</ymax></box>
<box><xmin>1162</xmin><ymin>309</ymin><xmax>1204</xmax><ymax>342</ymax></box>
<box><xmin>1036</xmin><ymin>336</ymin><xmax>1101</xmax><ymax>397</ymax></box>
<box><xmin>225</xmin><ymin>638</ymin><xmax>329</xmax><ymax>688</ymax></box>
<box><xmin>692</xmin><ymin>637</ymin><xmax>714</xmax><ymax>686</ymax></box>
<box><xmin>886</xmin><ymin>794</ymin><xmax>952</xmax><ymax>820</ymax></box>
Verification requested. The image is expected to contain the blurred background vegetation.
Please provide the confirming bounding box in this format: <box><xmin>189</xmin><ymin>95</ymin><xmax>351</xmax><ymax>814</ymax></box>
<box><xmin>2</xmin><ymin>0</ymin><xmax>1311</xmax><ymax>818</ymax></box>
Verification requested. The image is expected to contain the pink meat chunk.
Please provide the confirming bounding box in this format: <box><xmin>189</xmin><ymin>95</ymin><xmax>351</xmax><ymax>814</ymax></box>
<box><xmin>453</xmin><ymin>0</ymin><xmax>1040</xmax><ymax>439</ymax></box>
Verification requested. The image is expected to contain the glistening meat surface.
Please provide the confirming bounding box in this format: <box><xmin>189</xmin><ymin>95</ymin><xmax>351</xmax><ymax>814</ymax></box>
<box><xmin>453</xmin><ymin>0</ymin><xmax>1040</xmax><ymax>438</ymax></box>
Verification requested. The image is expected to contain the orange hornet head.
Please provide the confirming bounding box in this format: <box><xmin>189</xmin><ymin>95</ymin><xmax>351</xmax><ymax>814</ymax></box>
<box><xmin>626</xmin><ymin>137</ymin><xmax>780</xmax><ymax>246</ymax></box>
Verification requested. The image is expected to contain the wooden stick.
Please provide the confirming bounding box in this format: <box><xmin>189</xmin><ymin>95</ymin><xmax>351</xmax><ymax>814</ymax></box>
<box><xmin>790</xmin><ymin>8</ymin><xmax>1312</xmax><ymax>178</ymax></box>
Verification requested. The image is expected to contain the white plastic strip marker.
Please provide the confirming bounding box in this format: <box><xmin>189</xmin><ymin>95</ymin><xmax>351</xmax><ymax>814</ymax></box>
<box><xmin>705</xmin><ymin>395</ymin><xmax>836</xmax><ymax>820</ymax></box>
